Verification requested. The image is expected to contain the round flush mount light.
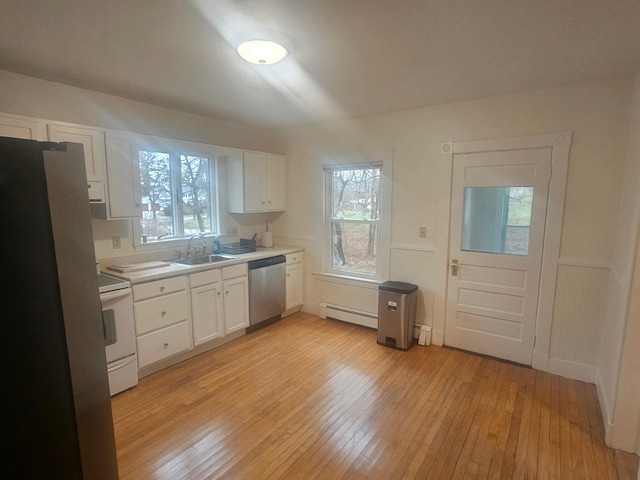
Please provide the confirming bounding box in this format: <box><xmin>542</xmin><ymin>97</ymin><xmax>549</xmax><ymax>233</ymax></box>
<box><xmin>237</xmin><ymin>40</ymin><xmax>288</xmax><ymax>65</ymax></box>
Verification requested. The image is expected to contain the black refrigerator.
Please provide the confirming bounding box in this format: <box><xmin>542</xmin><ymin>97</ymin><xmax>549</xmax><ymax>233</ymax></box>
<box><xmin>1</xmin><ymin>137</ymin><xmax>119</xmax><ymax>479</ymax></box>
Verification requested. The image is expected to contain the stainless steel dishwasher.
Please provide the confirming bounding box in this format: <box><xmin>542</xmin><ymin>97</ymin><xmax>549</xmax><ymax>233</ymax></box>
<box><xmin>248</xmin><ymin>255</ymin><xmax>286</xmax><ymax>328</ymax></box>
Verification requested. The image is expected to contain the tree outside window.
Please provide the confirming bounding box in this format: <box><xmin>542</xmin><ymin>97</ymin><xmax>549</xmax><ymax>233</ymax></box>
<box><xmin>139</xmin><ymin>149</ymin><xmax>217</xmax><ymax>240</ymax></box>
<box><xmin>327</xmin><ymin>165</ymin><xmax>381</xmax><ymax>276</ymax></box>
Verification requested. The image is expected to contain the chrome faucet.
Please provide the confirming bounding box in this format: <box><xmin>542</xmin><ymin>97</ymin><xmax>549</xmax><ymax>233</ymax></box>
<box><xmin>187</xmin><ymin>233</ymin><xmax>206</xmax><ymax>257</ymax></box>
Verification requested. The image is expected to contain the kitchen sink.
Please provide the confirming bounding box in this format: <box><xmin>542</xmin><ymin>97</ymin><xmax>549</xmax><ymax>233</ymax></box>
<box><xmin>209</xmin><ymin>254</ymin><xmax>239</xmax><ymax>262</ymax></box>
<box><xmin>174</xmin><ymin>254</ymin><xmax>239</xmax><ymax>265</ymax></box>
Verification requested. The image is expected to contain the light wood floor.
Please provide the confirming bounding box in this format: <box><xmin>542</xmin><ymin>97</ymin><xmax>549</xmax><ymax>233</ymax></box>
<box><xmin>111</xmin><ymin>312</ymin><xmax>619</xmax><ymax>479</ymax></box>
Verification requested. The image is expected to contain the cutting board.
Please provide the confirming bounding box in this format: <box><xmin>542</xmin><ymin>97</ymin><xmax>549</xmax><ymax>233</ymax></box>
<box><xmin>107</xmin><ymin>260</ymin><xmax>171</xmax><ymax>273</ymax></box>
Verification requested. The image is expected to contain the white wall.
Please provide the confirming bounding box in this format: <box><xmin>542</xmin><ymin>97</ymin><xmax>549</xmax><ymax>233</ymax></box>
<box><xmin>276</xmin><ymin>76</ymin><xmax>633</xmax><ymax>380</ymax></box>
<box><xmin>598</xmin><ymin>72</ymin><xmax>640</xmax><ymax>451</ymax></box>
<box><xmin>0</xmin><ymin>69</ymin><xmax>286</xmax><ymax>261</ymax></box>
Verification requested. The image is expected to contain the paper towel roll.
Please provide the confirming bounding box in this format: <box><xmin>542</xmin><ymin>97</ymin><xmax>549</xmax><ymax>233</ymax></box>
<box><xmin>262</xmin><ymin>231</ymin><xmax>273</xmax><ymax>248</ymax></box>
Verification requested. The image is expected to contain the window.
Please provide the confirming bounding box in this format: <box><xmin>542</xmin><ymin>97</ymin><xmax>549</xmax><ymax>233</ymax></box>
<box><xmin>461</xmin><ymin>186</ymin><xmax>533</xmax><ymax>256</ymax></box>
<box><xmin>138</xmin><ymin>147</ymin><xmax>218</xmax><ymax>241</ymax></box>
<box><xmin>325</xmin><ymin>161</ymin><xmax>385</xmax><ymax>278</ymax></box>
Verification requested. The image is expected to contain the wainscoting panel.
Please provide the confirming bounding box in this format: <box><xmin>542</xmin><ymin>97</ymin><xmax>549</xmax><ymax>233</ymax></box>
<box><xmin>549</xmin><ymin>262</ymin><xmax>609</xmax><ymax>381</ymax></box>
<box><xmin>389</xmin><ymin>246</ymin><xmax>436</xmax><ymax>328</ymax></box>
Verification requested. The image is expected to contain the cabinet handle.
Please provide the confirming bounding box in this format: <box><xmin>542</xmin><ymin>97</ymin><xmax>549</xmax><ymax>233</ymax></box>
<box><xmin>161</xmin><ymin>311</ymin><xmax>167</xmax><ymax>317</ymax></box>
<box><xmin>163</xmin><ymin>342</ymin><xmax>169</xmax><ymax>349</ymax></box>
<box><xmin>160</xmin><ymin>286</ymin><xmax>165</xmax><ymax>292</ymax></box>
<box><xmin>226</xmin><ymin>291</ymin><xmax>229</xmax><ymax>295</ymax></box>
<box><xmin>287</xmin><ymin>273</ymin><xmax>290</xmax><ymax>277</ymax></box>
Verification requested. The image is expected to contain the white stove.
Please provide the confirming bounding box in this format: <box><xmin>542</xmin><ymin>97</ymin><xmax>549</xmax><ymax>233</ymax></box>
<box><xmin>98</xmin><ymin>274</ymin><xmax>138</xmax><ymax>396</ymax></box>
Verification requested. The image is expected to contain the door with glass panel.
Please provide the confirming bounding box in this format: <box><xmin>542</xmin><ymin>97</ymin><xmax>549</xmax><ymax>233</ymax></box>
<box><xmin>445</xmin><ymin>148</ymin><xmax>551</xmax><ymax>365</ymax></box>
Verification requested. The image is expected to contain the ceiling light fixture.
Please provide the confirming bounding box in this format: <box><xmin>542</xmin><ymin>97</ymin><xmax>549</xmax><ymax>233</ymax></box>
<box><xmin>237</xmin><ymin>40</ymin><xmax>287</xmax><ymax>65</ymax></box>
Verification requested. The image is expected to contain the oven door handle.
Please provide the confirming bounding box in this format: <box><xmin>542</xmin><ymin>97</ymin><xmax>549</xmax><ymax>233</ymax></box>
<box><xmin>100</xmin><ymin>288</ymin><xmax>132</xmax><ymax>302</ymax></box>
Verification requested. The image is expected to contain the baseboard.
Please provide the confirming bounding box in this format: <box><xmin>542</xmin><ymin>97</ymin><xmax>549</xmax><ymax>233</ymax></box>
<box><xmin>532</xmin><ymin>352</ymin><xmax>550</xmax><ymax>372</ymax></box>
<box><xmin>303</xmin><ymin>301</ymin><xmax>321</xmax><ymax>317</ymax></box>
<box><xmin>281</xmin><ymin>305</ymin><xmax>302</xmax><ymax>318</ymax></box>
<box><xmin>432</xmin><ymin>329</ymin><xmax>445</xmax><ymax>346</ymax></box>
<box><xmin>547</xmin><ymin>357</ymin><xmax>597</xmax><ymax>383</ymax></box>
<box><xmin>595</xmin><ymin>368</ymin><xmax>615</xmax><ymax>447</ymax></box>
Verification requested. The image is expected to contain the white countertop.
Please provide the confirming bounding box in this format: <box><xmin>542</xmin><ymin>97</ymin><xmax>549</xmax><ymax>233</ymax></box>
<box><xmin>102</xmin><ymin>245</ymin><xmax>304</xmax><ymax>284</ymax></box>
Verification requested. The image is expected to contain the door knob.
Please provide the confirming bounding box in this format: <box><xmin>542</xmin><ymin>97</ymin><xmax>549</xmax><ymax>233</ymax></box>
<box><xmin>450</xmin><ymin>259</ymin><xmax>459</xmax><ymax>276</ymax></box>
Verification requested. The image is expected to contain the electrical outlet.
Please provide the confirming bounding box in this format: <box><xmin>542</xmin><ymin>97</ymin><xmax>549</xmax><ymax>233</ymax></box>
<box><xmin>227</xmin><ymin>226</ymin><xmax>237</xmax><ymax>236</ymax></box>
<box><xmin>112</xmin><ymin>236</ymin><xmax>121</xmax><ymax>249</ymax></box>
<box><xmin>419</xmin><ymin>226</ymin><xmax>427</xmax><ymax>238</ymax></box>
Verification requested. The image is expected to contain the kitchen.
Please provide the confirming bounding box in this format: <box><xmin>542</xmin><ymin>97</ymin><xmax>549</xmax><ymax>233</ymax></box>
<box><xmin>2</xmin><ymin>0</ymin><xmax>640</xmax><ymax>478</ymax></box>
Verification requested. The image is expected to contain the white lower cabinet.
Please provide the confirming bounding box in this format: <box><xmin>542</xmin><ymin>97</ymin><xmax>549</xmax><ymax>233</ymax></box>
<box><xmin>133</xmin><ymin>275</ymin><xmax>191</xmax><ymax>368</ymax></box>
<box><xmin>222</xmin><ymin>264</ymin><xmax>249</xmax><ymax>334</ymax></box>
<box><xmin>137</xmin><ymin>321</ymin><xmax>191</xmax><ymax>368</ymax></box>
<box><xmin>285</xmin><ymin>252</ymin><xmax>303</xmax><ymax>311</ymax></box>
<box><xmin>189</xmin><ymin>265</ymin><xmax>248</xmax><ymax>345</ymax></box>
<box><xmin>190</xmin><ymin>270</ymin><xmax>224</xmax><ymax>345</ymax></box>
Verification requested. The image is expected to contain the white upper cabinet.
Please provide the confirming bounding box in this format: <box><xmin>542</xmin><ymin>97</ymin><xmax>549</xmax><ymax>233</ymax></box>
<box><xmin>0</xmin><ymin>113</ymin><xmax>46</xmax><ymax>140</ymax></box>
<box><xmin>227</xmin><ymin>151</ymin><xmax>286</xmax><ymax>213</ymax></box>
<box><xmin>266</xmin><ymin>153</ymin><xmax>286</xmax><ymax>211</ymax></box>
<box><xmin>98</xmin><ymin>130</ymin><xmax>142</xmax><ymax>220</ymax></box>
<box><xmin>47</xmin><ymin>122</ymin><xmax>107</xmax><ymax>202</ymax></box>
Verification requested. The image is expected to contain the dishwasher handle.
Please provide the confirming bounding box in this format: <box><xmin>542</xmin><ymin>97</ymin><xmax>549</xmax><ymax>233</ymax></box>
<box><xmin>248</xmin><ymin>255</ymin><xmax>286</xmax><ymax>270</ymax></box>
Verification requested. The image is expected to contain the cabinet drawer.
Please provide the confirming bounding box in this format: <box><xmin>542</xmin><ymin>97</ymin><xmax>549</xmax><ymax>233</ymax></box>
<box><xmin>222</xmin><ymin>263</ymin><xmax>247</xmax><ymax>280</ymax></box>
<box><xmin>137</xmin><ymin>320</ymin><xmax>190</xmax><ymax>368</ymax></box>
<box><xmin>134</xmin><ymin>291</ymin><xmax>188</xmax><ymax>334</ymax></box>
<box><xmin>190</xmin><ymin>268</ymin><xmax>221</xmax><ymax>288</ymax></box>
<box><xmin>133</xmin><ymin>275</ymin><xmax>186</xmax><ymax>301</ymax></box>
<box><xmin>286</xmin><ymin>252</ymin><xmax>302</xmax><ymax>265</ymax></box>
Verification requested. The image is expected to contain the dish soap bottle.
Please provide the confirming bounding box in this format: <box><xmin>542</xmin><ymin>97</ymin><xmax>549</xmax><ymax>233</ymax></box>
<box><xmin>213</xmin><ymin>236</ymin><xmax>221</xmax><ymax>254</ymax></box>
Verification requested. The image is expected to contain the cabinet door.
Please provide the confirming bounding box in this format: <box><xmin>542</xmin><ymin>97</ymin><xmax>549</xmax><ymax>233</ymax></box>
<box><xmin>286</xmin><ymin>263</ymin><xmax>303</xmax><ymax>310</ymax></box>
<box><xmin>0</xmin><ymin>113</ymin><xmax>46</xmax><ymax>140</ymax></box>
<box><xmin>266</xmin><ymin>154</ymin><xmax>285</xmax><ymax>211</ymax></box>
<box><xmin>223</xmin><ymin>277</ymin><xmax>249</xmax><ymax>333</ymax></box>
<box><xmin>104</xmin><ymin>130</ymin><xmax>142</xmax><ymax>219</ymax></box>
<box><xmin>47</xmin><ymin>123</ymin><xmax>106</xmax><ymax>184</ymax></box>
<box><xmin>243</xmin><ymin>151</ymin><xmax>265</xmax><ymax>212</ymax></box>
<box><xmin>191</xmin><ymin>283</ymin><xmax>224</xmax><ymax>345</ymax></box>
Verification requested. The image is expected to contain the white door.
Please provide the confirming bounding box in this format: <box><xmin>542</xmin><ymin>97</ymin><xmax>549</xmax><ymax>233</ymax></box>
<box><xmin>445</xmin><ymin>148</ymin><xmax>551</xmax><ymax>365</ymax></box>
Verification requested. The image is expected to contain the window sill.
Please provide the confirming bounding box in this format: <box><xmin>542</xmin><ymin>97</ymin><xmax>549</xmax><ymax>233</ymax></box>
<box><xmin>312</xmin><ymin>272</ymin><xmax>381</xmax><ymax>290</ymax></box>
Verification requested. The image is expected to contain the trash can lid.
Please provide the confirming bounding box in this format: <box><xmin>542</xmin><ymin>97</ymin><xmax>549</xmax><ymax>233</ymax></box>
<box><xmin>379</xmin><ymin>281</ymin><xmax>418</xmax><ymax>294</ymax></box>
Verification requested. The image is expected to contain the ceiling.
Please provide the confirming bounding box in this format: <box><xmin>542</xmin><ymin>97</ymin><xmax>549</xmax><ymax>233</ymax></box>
<box><xmin>1</xmin><ymin>0</ymin><xmax>639</xmax><ymax>129</ymax></box>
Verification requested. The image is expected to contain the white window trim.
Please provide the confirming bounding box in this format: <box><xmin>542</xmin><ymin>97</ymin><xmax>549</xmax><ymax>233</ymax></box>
<box><xmin>321</xmin><ymin>149</ymin><xmax>392</xmax><ymax>282</ymax></box>
<box><xmin>130</xmin><ymin>133</ymin><xmax>223</xmax><ymax>249</ymax></box>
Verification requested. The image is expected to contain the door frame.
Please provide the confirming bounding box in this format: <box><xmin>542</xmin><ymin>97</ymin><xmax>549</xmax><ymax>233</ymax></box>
<box><xmin>434</xmin><ymin>131</ymin><xmax>572</xmax><ymax>372</ymax></box>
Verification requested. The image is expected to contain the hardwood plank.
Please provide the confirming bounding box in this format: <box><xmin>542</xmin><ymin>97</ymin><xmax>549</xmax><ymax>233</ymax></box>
<box><xmin>110</xmin><ymin>312</ymin><xmax>620</xmax><ymax>480</ymax></box>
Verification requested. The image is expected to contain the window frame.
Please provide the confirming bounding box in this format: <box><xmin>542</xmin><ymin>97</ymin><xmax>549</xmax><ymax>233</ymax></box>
<box><xmin>131</xmin><ymin>135</ymin><xmax>221</xmax><ymax>248</ymax></box>
<box><xmin>322</xmin><ymin>150</ymin><xmax>392</xmax><ymax>282</ymax></box>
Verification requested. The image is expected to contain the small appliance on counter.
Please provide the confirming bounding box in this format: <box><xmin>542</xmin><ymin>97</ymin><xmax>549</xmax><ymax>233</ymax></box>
<box><xmin>262</xmin><ymin>231</ymin><xmax>274</xmax><ymax>248</ymax></box>
<box><xmin>262</xmin><ymin>219</ymin><xmax>274</xmax><ymax>248</ymax></box>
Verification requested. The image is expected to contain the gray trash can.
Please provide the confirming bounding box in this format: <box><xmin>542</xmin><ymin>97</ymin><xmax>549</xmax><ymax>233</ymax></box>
<box><xmin>377</xmin><ymin>281</ymin><xmax>418</xmax><ymax>350</ymax></box>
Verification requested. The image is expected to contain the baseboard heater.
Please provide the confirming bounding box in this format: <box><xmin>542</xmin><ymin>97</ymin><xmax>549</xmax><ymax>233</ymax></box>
<box><xmin>319</xmin><ymin>303</ymin><xmax>378</xmax><ymax>329</ymax></box>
